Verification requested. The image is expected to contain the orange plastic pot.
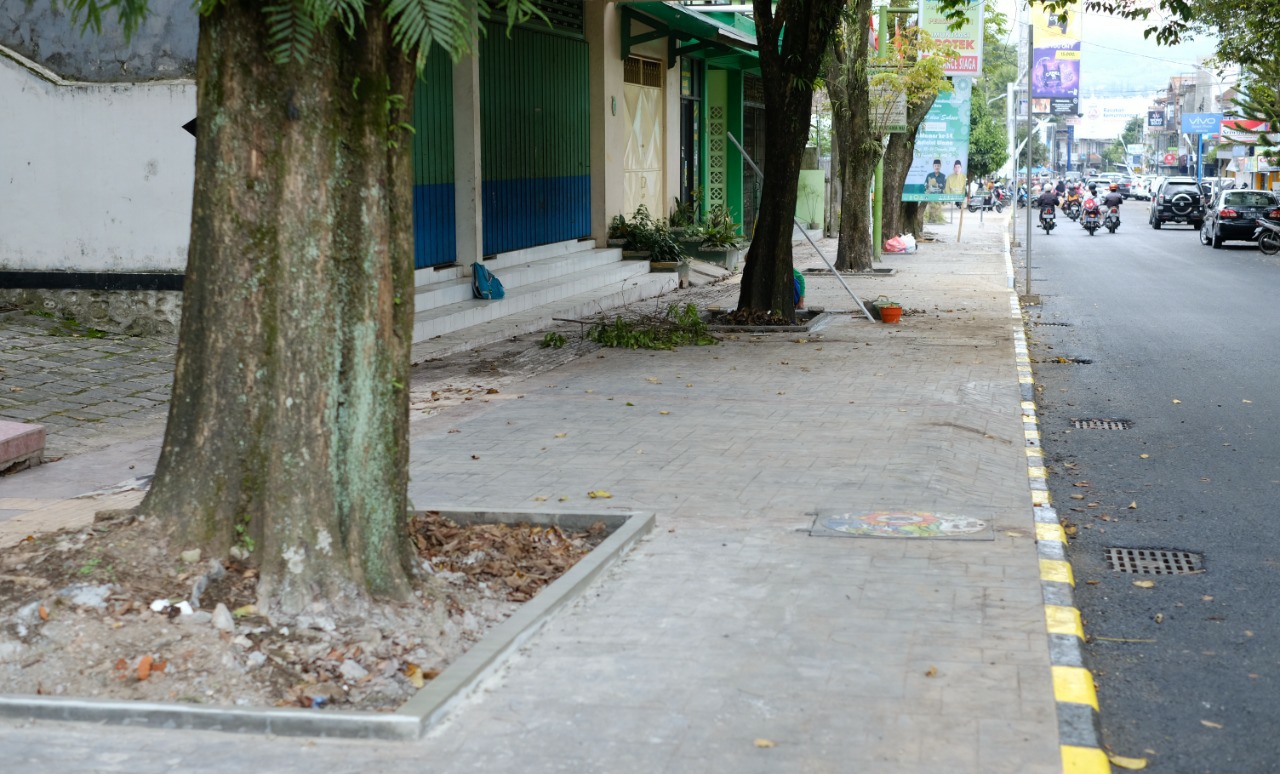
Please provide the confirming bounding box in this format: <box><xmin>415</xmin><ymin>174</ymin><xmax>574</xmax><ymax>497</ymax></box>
<box><xmin>879</xmin><ymin>305</ymin><xmax>903</xmax><ymax>324</ymax></box>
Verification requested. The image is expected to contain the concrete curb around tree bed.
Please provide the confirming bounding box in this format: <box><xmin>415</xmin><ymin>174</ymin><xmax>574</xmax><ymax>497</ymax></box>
<box><xmin>0</xmin><ymin>508</ymin><xmax>655</xmax><ymax>741</ymax></box>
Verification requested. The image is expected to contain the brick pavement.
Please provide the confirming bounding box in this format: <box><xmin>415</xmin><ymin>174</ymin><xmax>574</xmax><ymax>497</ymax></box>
<box><xmin>0</xmin><ymin>309</ymin><xmax>175</xmax><ymax>459</ymax></box>
<box><xmin>0</xmin><ymin>216</ymin><xmax>1081</xmax><ymax>773</ymax></box>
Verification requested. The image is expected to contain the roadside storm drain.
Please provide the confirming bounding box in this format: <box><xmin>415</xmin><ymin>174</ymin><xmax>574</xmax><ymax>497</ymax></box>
<box><xmin>1041</xmin><ymin>357</ymin><xmax>1092</xmax><ymax>364</ymax></box>
<box><xmin>1072</xmin><ymin>418</ymin><xmax>1133</xmax><ymax>430</ymax></box>
<box><xmin>1034</xmin><ymin>322</ymin><xmax>1073</xmax><ymax>327</ymax></box>
<box><xmin>1105</xmin><ymin>547</ymin><xmax>1204</xmax><ymax>575</ymax></box>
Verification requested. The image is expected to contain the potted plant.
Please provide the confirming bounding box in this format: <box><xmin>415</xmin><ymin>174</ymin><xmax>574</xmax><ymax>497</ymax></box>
<box><xmin>668</xmin><ymin>192</ymin><xmax>700</xmax><ymax>236</ymax></box>
<box><xmin>872</xmin><ymin>295</ymin><xmax>903</xmax><ymax>324</ymax></box>
<box><xmin>645</xmin><ymin>223</ymin><xmax>686</xmax><ymax>273</ymax></box>
<box><xmin>622</xmin><ymin>204</ymin><xmax>656</xmax><ymax>258</ymax></box>
<box><xmin>697</xmin><ymin>205</ymin><xmax>746</xmax><ymax>269</ymax></box>
<box><xmin>607</xmin><ymin>214</ymin><xmax>629</xmax><ymax>248</ymax></box>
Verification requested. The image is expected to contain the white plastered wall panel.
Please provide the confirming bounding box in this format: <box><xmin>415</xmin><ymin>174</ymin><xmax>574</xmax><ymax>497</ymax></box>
<box><xmin>0</xmin><ymin>47</ymin><xmax>195</xmax><ymax>272</ymax></box>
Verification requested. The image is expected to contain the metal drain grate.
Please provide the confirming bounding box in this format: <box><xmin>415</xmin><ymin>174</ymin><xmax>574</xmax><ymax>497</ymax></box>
<box><xmin>1034</xmin><ymin>322</ymin><xmax>1073</xmax><ymax>327</ymax></box>
<box><xmin>1072</xmin><ymin>418</ymin><xmax>1132</xmax><ymax>430</ymax></box>
<box><xmin>1105</xmin><ymin>547</ymin><xmax>1203</xmax><ymax>575</ymax></box>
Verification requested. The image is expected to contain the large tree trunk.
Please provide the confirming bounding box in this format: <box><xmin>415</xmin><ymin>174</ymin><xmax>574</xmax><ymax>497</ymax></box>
<box><xmin>825</xmin><ymin>0</ymin><xmax>880</xmax><ymax>272</ymax></box>
<box><xmin>883</xmin><ymin>93</ymin><xmax>937</xmax><ymax>239</ymax></box>
<box><xmin>738</xmin><ymin>0</ymin><xmax>843</xmax><ymax>316</ymax></box>
<box><xmin>139</xmin><ymin>0</ymin><xmax>416</xmax><ymax>619</ymax></box>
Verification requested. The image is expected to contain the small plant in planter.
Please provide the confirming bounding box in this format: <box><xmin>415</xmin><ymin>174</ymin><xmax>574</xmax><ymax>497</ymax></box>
<box><xmin>622</xmin><ymin>204</ymin><xmax>657</xmax><ymax>257</ymax></box>
<box><xmin>607</xmin><ymin>214</ymin><xmax>629</xmax><ymax>247</ymax></box>
<box><xmin>668</xmin><ymin>194</ymin><xmax>700</xmax><ymax>235</ymax></box>
<box><xmin>646</xmin><ymin>224</ymin><xmax>687</xmax><ymax>273</ymax></box>
<box><xmin>699</xmin><ymin>205</ymin><xmax>745</xmax><ymax>250</ymax></box>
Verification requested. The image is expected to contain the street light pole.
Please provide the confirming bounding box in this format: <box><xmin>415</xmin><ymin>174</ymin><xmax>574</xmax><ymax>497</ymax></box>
<box><xmin>1024</xmin><ymin>23</ymin><xmax>1033</xmax><ymax>298</ymax></box>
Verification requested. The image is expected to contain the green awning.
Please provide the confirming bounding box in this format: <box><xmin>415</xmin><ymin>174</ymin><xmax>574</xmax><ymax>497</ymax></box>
<box><xmin>621</xmin><ymin>2</ymin><xmax>759</xmax><ymax>72</ymax></box>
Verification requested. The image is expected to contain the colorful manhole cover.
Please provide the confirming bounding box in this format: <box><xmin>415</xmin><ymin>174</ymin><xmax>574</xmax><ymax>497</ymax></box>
<box><xmin>810</xmin><ymin>510</ymin><xmax>994</xmax><ymax>541</ymax></box>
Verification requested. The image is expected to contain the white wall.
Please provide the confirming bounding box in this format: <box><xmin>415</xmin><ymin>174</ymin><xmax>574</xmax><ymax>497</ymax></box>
<box><xmin>0</xmin><ymin>46</ymin><xmax>195</xmax><ymax>272</ymax></box>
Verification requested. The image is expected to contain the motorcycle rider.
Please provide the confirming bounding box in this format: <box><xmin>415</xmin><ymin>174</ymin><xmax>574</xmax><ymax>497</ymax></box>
<box><xmin>1102</xmin><ymin>183</ymin><xmax>1124</xmax><ymax>211</ymax></box>
<box><xmin>1036</xmin><ymin>186</ymin><xmax>1061</xmax><ymax>210</ymax></box>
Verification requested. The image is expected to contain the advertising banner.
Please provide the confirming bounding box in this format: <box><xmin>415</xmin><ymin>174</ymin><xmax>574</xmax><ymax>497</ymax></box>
<box><xmin>1148</xmin><ymin>110</ymin><xmax>1165</xmax><ymax>128</ymax></box>
<box><xmin>1220</xmin><ymin>119</ymin><xmax>1268</xmax><ymax>144</ymax></box>
<box><xmin>1181</xmin><ymin>112</ymin><xmax>1224</xmax><ymax>134</ymax></box>
<box><xmin>1031</xmin><ymin>2</ymin><xmax>1081</xmax><ymax>116</ymax></box>
<box><xmin>902</xmin><ymin>77</ymin><xmax>972</xmax><ymax>202</ymax></box>
<box><xmin>918</xmin><ymin>0</ymin><xmax>984</xmax><ymax>77</ymax></box>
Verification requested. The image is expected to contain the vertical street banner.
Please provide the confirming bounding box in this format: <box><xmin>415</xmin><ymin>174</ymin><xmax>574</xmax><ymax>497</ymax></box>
<box><xmin>1031</xmin><ymin>1</ymin><xmax>1081</xmax><ymax>116</ymax></box>
<box><xmin>918</xmin><ymin>0</ymin><xmax>984</xmax><ymax>77</ymax></box>
<box><xmin>903</xmin><ymin>77</ymin><xmax>973</xmax><ymax>202</ymax></box>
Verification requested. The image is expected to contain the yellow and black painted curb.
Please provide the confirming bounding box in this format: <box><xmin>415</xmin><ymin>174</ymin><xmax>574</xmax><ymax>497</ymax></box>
<box><xmin>1010</xmin><ymin>294</ymin><xmax>1111</xmax><ymax>774</ymax></box>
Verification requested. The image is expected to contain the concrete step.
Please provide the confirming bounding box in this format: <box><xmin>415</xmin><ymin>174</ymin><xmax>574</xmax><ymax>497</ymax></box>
<box><xmin>0</xmin><ymin>420</ymin><xmax>45</xmax><ymax>471</ymax></box>
<box><xmin>412</xmin><ymin>259</ymin><xmax>659</xmax><ymax>344</ymax></box>
<box><xmin>413</xmin><ymin>248</ymin><xmax>626</xmax><ymax>311</ymax></box>
<box><xmin>410</xmin><ymin>271</ymin><xmax>679</xmax><ymax>362</ymax></box>
<box><xmin>411</xmin><ymin>238</ymin><xmax>597</xmax><ymax>288</ymax></box>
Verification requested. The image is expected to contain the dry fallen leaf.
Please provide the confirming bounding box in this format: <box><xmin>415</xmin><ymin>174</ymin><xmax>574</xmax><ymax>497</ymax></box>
<box><xmin>1202</xmin><ymin>595</ymin><xmax>1214</xmax><ymax>601</ymax></box>
<box><xmin>1140</xmin><ymin>454</ymin><xmax>1150</xmax><ymax>459</ymax></box>
<box><xmin>924</xmin><ymin>666</ymin><xmax>938</xmax><ymax>677</ymax></box>
<box><xmin>1070</xmin><ymin>494</ymin><xmax>1085</xmax><ymax>500</ymax></box>
<box><xmin>1133</xmin><ymin>580</ymin><xmax>1155</xmax><ymax>589</ymax></box>
<box><xmin>753</xmin><ymin>739</ymin><xmax>776</xmax><ymax>749</ymax></box>
<box><xmin>137</xmin><ymin>655</ymin><xmax>153</xmax><ymax>682</ymax></box>
<box><xmin>486</xmin><ymin>388</ymin><xmax>499</xmax><ymax>394</ymax></box>
<box><xmin>471</xmin><ymin>454</ymin><xmax>480</xmax><ymax>460</ymax></box>
<box><xmin>645</xmin><ymin>377</ymin><xmax>661</xmax><ymax>384</ymax></box>
<box><xmin>532</xmin><ymin>496</ymin><xmax>548</xmax><ymax>502</ymax></box>
<box><xmin>587</xmin><ymin>490</ymin><xmax>612</xmax><ymax>499</ymax></box>
<box><xmin>554</xmin><ymin>433</ymin><xmax>567</xmax><ymax>438</ymax></box>
<box><xmin>659</xmin><ymin>411</ymin><xmax>670</xmax><ymax>416</ymax></box>
<box><xmin>1200</xmin><ymin>720</ymin><xmax>1224</xmax><ymax>729</ymax></box>
<box><xmin>1086</xmin><ymin>580</ymin><xmax>1100</xmax><ymax>585</ymax></box>
<box><xmin>405</xmin><ymin>663</ymin><xmax>426</xmax><ymax>689</ymax></box>
<box><xmin>1154</xmin><ymin>613</ymin><xmax>1164</xmax><ymax>624</ymax></box>
<box><xmin>1172</xmin><ymin>399</ymin><xmax>1182</xmax><ymax>404</ymax></box>
<box><xmin>1128</xmin><ymin>501</ymin><xmax>1138</xmax><ymax>509</ymax></box>
<box><xmin>37</xmin><ymin>606</ymin><xmax>48</xmax><ymax>622</ymax></box>
<box><xmin>1243</xmin><ymin>399</ymin><xmax>1252</xmax><ymax>404</ymax></box>
<box><xmin>1107</xmin><ymin>753</ymin><xmax>1149</xmax><ymax>770</ymax></box>
<box><xmin>1073</xmin><ymin>481</ymin><xmax>1091</xmax><ymax>488</ymax></box>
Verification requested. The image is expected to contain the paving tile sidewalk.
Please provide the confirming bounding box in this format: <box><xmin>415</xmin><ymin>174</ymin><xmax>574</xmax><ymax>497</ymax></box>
<box><xmin>0</xmin><ymin>215</ymin><xmax>1064</xmax><ymax>773</ymax></box>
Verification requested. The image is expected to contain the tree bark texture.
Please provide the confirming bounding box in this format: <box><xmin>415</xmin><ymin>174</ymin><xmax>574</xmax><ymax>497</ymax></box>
<box><xmin>883</xmin><ymin>92</ymin><xmax>936</xmax><ymax>239</ymax></box>
<box><xmin>140</xmin><ymin>0</ymin><xmax>416</xmax><ymax>618</ymax></box>
<box><xmin>738</xmin><ymin>0</ymin><xmax>844</xmax><ymax>316</ymax></box>
<box><xmin>825</xmin><ymin>0</ymin><xmax>878</xmax><ymax>272</ymax></box>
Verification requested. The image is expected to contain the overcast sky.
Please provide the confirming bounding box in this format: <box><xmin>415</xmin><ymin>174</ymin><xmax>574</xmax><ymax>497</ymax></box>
<box><xmin>998</xmin><ymin>0</ymin><xmax>1222</xmax><ymax>99</ymax></box>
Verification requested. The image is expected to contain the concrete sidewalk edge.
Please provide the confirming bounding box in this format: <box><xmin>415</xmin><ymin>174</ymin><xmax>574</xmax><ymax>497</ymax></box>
<box><xmin>1008</xmin><ymin>229</ymin><xmax>1113</xmax><ymax>774</ymax></box>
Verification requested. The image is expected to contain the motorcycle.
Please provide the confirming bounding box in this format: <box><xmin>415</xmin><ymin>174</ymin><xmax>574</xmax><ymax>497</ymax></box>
<box><xmin>1039</xmin><ymin>205</ymin><xmax>1056</xmax><ymax>233</ymax></box>
<box><xmin>1017</xmin><ymin>187</ymin><xmax>1028</xmax><ymax>209</ymax></box>
<box><xmin>968</xmin><ymin>192</ymin><xmax>1005</xmax><ymax>214</ymax></box>
<box><xmin>1080</xmin><ymin>200</ymin><xmax>1101</xmax><ymax>236</ymax></box>
<box><xmin>1254</xmin><ymin>218</ymin><xmax>1280</xmax><ymax>255</ymax></box>
<box><xmin>1104</xmin><ymin>206</ymin><xmax>1121</xmax><ymax>234</ymax></box>
<box><xmin>1065</xmin><ymin>199</ymin><xmax>1082</xmax><ymax>221</ymax></box>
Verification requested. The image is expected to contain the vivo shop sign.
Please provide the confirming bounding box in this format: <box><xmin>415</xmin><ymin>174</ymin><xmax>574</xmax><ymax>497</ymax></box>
<box><xmin>1182</xmin><ymin>113</ymin><xmax>1224</xmax><ymax>134</ymax></box>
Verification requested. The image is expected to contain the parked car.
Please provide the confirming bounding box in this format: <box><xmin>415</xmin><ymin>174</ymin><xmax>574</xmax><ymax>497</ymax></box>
<box><xmin>1149</xmin><ymin>177</ymin><xmax>1205</xmax><ymax>229</ymax></box>
<box><xmin>1131</xmin><ymin>177</ymin><xmax>1152</xmax><ymax>201</ymax></box>
<box><xmin>1200</xmin><ymin>189</ymin><xmax>1280</xmax><ymax>248</ymax></box>
<box><xmin>1116</xmin><ymin>177</ymin><xmax>1133</xmax><ymax>198</ymax></box>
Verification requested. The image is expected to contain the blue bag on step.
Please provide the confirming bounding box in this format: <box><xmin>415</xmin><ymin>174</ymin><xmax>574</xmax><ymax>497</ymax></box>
<box><xmin>471</xmin><ymin>262</ymin><xmax>505</xmax><ymax>300</ymax></box>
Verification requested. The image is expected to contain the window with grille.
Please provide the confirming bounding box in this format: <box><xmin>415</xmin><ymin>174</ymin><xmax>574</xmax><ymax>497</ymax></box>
<box><xmin>624</xmin><ymin>57</ymin><xmax>664</xmax><ymax>87</ymax></box>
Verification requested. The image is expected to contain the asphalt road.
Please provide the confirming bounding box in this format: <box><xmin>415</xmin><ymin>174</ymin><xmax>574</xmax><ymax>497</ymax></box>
<box><xmin>1021</xmin><ymin>198</ymin><xmax>1280</xmax><ymax>773</ymax></box>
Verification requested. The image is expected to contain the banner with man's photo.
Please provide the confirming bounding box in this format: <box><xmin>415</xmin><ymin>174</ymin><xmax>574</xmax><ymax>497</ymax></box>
<box><xmin>903</xmin><ymin>77</ymin><xmax>972</xmax><ymax>202</ymax></box>
<box><xmin>1031</xmin><ymin>1</ymin><xmax>1081</xmax><ymax>116</ymax></box>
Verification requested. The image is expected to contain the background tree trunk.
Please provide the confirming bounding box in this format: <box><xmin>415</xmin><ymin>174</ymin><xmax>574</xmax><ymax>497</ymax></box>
<box><xmin>825</xmin><ymin>0</ymin><xmax>880</xmax><ymax>272</ymax></box>
<box><xmin>883</xmin><ymin>93</ymin><xmax>936</xmax><ymax>239</ymax></box>
<box><xmin>738</xmin><ymin>0</ymin><xmax>844</xmax><ymax>316</ymax></box>
<box><xmin>140</xmin><ymin>0</ymin><xmax>416</xmax><ymax>619</ymax></box>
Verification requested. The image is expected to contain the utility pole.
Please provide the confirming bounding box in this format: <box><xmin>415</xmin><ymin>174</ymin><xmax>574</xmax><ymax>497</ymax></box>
<box><xmin>1024</xmin><ymin>22</ymin><xmax>1033</xmax><ymax>299</ymax></box>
